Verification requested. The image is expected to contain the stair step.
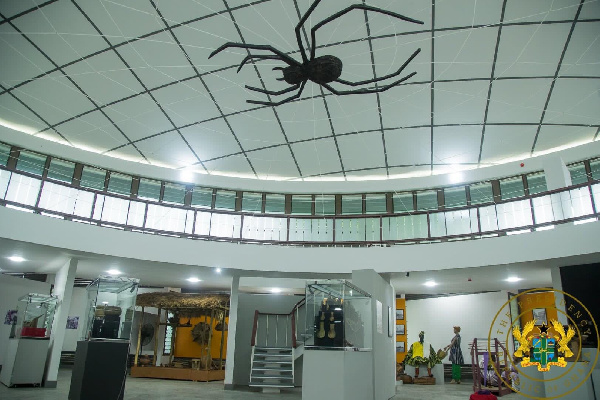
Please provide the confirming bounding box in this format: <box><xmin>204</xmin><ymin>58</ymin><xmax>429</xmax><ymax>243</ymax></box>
<box><xmin>255</xmin><ymin>347</ymin><xmax>293</xmax><ymax>351</ymax></box>
<box><xmin>249</xmin><ymin>382</ymin><xmax>295</xmax><ymax>388</ymax></box>
<box><xmin>254</xmin><ymin>354</ymin><xmax>292</xmax><ymax>359</ymax></box>
<box><xmin>252</xmin><ymin>367</ymin><xmax>293</xmax><ymax>371</ymax></box>
<box><xmin>251</xmin><ymin>375</ymin><xmax>294</xmax><ymax>381</ymax></box>
<box><xmin>252</xmin><ymin>360</ymin><xmax>292</xmax><ymax>365</ymax></box>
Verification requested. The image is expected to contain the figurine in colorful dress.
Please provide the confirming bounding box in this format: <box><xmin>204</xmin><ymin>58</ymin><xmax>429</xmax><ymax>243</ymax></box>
<box><xmin>404</xmin><ymin>331</ymin><xmax>441</xmax><ymax>377</ymax></box>
<box><xmin>445</xmin><ymin>325</ymin><xmax>465</xmax><ymax>383</ymax></box>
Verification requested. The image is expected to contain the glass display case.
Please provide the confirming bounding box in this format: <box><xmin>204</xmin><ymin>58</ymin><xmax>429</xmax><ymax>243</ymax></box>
<box><xmin>12</xmin><ymin>293</ymin><xmax>58</xmax><ymax>339</ymax></box>
<box><xmin>304</xmin><ymin>279</ymin><xmax>372</xmax><ymax>350</ymax></box>
<box><xmin>82</xmin><ymin>275</ymin><xmax>140</xmax><ymax>341</ymax></box>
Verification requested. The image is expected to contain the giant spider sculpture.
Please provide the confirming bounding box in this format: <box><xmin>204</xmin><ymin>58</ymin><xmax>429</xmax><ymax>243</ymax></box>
<box><xmin>209</xmin><ymin>0</ymin><xmax>424</xmax><ymax>106</ymax></box>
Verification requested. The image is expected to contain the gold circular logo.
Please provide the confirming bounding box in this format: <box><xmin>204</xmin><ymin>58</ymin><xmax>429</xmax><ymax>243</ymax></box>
<box><xmin>487</xmin><ymin>288</ymin><xmax>599</xmax><ymax>400</ymax></box>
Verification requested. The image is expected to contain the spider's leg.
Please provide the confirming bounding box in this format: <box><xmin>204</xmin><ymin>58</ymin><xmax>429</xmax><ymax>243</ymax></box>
<box><xmin>245</xmin><ymin>83</ymin><xmax>301</xmax><ymax>96</ymax></box>
<box><xmin>209</xmin><ymin>42</ymin><xmax>300</xmax><ymax>67</ymax></box>
<box><xmin>335</xmin><ymin>48</ymin><xmax>421</xmax><ymax>87</ymax></box>
<box><xmin>237</xmin><ymin>55</ymin><xmax>287</xmax><ymax>72</ymax></box>
<box><xmin>310</xmin><ymin>5</ymin><xmax>424</xmax><ymax>60</ymax></box>
<box><xmin>295</xmin><ymin>0</ymin><xmax>323</xmax><ymax>63</ymax></box>
<box><xmin>246</xmin><ymin>82</ymin><xmax>306</xmax><ymax>107</ymax></box>
<box><xmin>320</xmin><ymin>72</ymin><xmax>416</xmax><ymax>95</ymax></box>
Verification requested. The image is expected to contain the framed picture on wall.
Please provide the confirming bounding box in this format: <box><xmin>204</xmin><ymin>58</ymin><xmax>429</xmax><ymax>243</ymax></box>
<box><xmin>396</xmin><ymin>341</ymin><xmax>405</xmax><ymax>352</ymax></box>
<box><xmin>388</xmin><ymin>307</ymin><xmax>394</xmax><ymax>337</ymax></box>
<box><xmin>396</xmin><ymin>309</ymin><xmax>404</xmax><ymax>320</ymax></box>
<box><xmin>396</xmin><ymin>324</ymin><xmax>405</xmax><ymax>335</ymax></box>
<box><xmin>532</xmin><ymin>308</ymin><xmax>547</xmax><ymax>325</ymax></box>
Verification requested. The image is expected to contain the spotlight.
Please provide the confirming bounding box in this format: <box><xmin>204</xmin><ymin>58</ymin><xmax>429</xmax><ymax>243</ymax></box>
<box><xmin>107</xmin><ymin>269</ymin><xmax>121</xmax><ymax>275</ymax></box>
<box><xmin>187</xmin><ymin>277</ymin><xmax>201</xmax><ymax>283</ymax></box>
<box><xmin>215</xmin><ymin>268</ymin><xmax>222</xmax><ymax>273</ymax></box>
<box><xmin>8</xmin><ymin>256</ymin><xmax>25</xmax><ymax>263</ymax></box>
<box><xmin>424</xmin><ymin>281</ymin><xmax>438</xmax><ymax>287</ymax></box>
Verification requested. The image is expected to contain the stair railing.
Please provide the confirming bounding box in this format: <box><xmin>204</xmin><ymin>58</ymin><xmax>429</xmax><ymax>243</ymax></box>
<box><xmin>250</xmin><ymin>297</ymin><xmax>306</xmax><ymax>349</ymax></box>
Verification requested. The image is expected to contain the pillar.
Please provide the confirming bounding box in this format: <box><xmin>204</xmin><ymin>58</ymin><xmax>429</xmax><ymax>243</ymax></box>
<box><xmin>44</xmin><ymin>258</ymin><xmax>78</xmax><ymax>387</ymax></box>
<box><xmin>224</xmin><ymin>275</ymin><xmax>239</xmax><ymax>390</ymax></box>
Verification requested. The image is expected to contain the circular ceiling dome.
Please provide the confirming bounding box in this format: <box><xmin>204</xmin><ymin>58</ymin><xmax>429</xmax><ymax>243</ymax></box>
<box><xmin>0</xmin><ymin>0</ymin><xmax>598</xmax><ymax>181</ymax></box>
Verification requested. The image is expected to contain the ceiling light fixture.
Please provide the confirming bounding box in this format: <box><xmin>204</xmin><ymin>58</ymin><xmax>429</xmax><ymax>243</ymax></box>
<box><xmin>187</xmin><ymin>277</ymin><xmax>201</xmax><ymax>283</ymax></box>
<box><xmin>107</xmin><ymin>269</ymin><xmax>121</xmax><ymax>275</ymax></box>
<box><xmin>179</xmin><ymin>168</ymin><xmax>195</xmax><ymax>183</ymax></box>
<box><xmin>8</xmin><ymin>256</ymin><xmax>26</xmax><ymax>262</ymax></box>
<box><xmin>424</xmin><ymin>281</ymin><xmax>438</xmax><ymax>287</ymax></box>
<box><xmin>505</xmin><ymin>277</ymin><xmax>522</xmax><ymax>283</ymax></box>
<box><xmin>270</xmin><ymin>288</ymin><xmax>282</xmax><ymax>293</ymax></box>
<box><xmin>215</xmin><ymin>268</ymin><xmax>222</xmax><ymax>273</ymax></box>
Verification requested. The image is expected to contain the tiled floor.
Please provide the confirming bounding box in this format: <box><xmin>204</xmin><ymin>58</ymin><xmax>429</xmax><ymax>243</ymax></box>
<box><xmin>0</xmin><ymin>369</ymin><xmax>525</xmax><ymax>399</ymax></box>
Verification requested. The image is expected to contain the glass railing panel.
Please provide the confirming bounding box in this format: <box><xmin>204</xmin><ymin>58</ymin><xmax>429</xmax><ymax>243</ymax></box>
<box><xmin>565</xmin><ymin>187</ymin><xmax>594</xmax><ymax>219</ymax></box>
<box><xmin>289</xmin><ymin>218</ymin><xmax>311</xmax><ymax>241</ymax></box>
<box><xmin>73</xmin><ymin>191</ymin><xmax>94</xmax><ymax>219</ymax></box>
<box><xmin>469</xmin><ymin>209</ymin><xmax>479</xmax><ymax>233</ymax></box>
<box><xmin>92</xmin><ymin>195</ymin><xmax>104</xmax><ymax>220</ymax></box>
<box><xmin>242</xmin><ymin>215</ymin><xmax>286</xmax><ymax>241</ymax></box>
<box><xmin>146</xmin><ymin>204</ymin><xmax>186</xmax><ymax>233</ymax></box>
<box><xmin>593</xmin><ymin>184</ymin><xmax>600</xmax><ymax>211</ymax></box>
<box><xmin>429</xmin><ymin>212</ymin><xmax>446</xmax><ymax>237</ymax></box>
<box><xmin>445</xmin><ymin>209</ymin><xmax>474</xmax><ymax>236</ymax></box>
<box><xmin>0</xmin><ymin>170</ymin><xmax>11</xmax><ymax>199</ymax></box>
<box><xmin>184</xmin><ymin>210</ymin><xmax>195</xmax><ymax>234</ymax></box>
<box><xmin>210</xmin><ymin>213</ymin><xmax>241</xmax><ymax>238</ymax></box>
<box><xmin>365</xmin><ymin>218</ymin><xmax>380</xmax><ymax>241</ymax></box>
<box><xmin>100</xmin><ymin>196</ymin><xmax>129</xmax><ymax>225</ymax></box>
<box><xmin>38</xmin><ymin>182</ymin><xmax>77</xmax><ymax>215</ymax></box>
<box><xmin>335</xmin><ymin>218</ymin><xmax>366</xmax><ymax>242</ymax></box>
<box><xmin>496</xmin><ymin>199</ymin><xmax>533</xmax><ymax>230</ymax></box>
<box><xmin>479</xmin><ymin>205</ymin><xmax>499</xmax><ymax>232</ymax></box>
<box><xmin>311</xmin><ymin>218</ymin><xmax>333</xmax><ymax>242</ymax></box>
<box><xmin>126</xmin><ymin>201</ymin><xmax>146</xmax><ymax>227</ymax></box>
<box><xmin>194</xmin><ymin>211</ymin><xmax>211</xmax><ymax>236</ymax></box>
<box><xmin>532</xmin><ymin>195</ymin><xmax>554</xmax><ymax>224</ymax></box>
<box><xmin>382</xmin><ymin>214</ymin><xmax>427</xmax><ymax>240</ymax></box>
<box><xmin>5</xmin><ymin>173</ymin><xmax>42</xmax><ymax>207</ymax></box>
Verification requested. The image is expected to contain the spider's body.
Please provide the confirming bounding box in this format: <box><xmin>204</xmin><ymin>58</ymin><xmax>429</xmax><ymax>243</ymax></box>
<box><xmin>209</xmin><ymin>0</ymin><xmax>424</xmax><ymax>106</ymax></box>
<box><xmin>279</xmin><ymin>55</ymin><xmax>343</xmax><ymax>85</ymax></box>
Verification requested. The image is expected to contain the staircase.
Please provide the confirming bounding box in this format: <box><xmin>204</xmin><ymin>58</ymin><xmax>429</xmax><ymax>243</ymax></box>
<box><xmin>248</xmin><ymin>298</ymin><xmax>305</xmax><ymax>389</ymax></box>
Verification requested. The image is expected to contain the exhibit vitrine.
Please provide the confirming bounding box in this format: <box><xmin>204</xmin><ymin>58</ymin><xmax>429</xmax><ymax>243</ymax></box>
<box><xmin>304</xmin><ymin>279</ymin><xmax>372</xmax><ymax>350</ymax></box>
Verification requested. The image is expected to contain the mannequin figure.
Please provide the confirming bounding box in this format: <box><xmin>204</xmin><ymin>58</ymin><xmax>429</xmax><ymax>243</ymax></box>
<box><xmin>444</xmin><ymin>326</ymin><xmax>464</xmax><ymax>383</ymax></box>
<box><xmin>404</xmin><ymin>331</ymin><xmax>440</xmax><ymax>378</ymax></box>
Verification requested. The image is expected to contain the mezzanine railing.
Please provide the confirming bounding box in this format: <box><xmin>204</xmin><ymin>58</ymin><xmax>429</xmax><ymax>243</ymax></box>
<box><xmin>0</xmin><ymin>164</ymin><xmax>598</xmax><ymax>246</ymax></box>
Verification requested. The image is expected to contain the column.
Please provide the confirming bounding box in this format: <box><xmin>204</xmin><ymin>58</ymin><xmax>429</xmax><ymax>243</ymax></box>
<box><xmin>44</xmin><ymin>258</ymin><xmax>78</xmax><ymax>387</ymax></box>
<box><xmin>224</xmin><ymin>275</ymin><xmax>239</xmax><ymax>390</ymax></box>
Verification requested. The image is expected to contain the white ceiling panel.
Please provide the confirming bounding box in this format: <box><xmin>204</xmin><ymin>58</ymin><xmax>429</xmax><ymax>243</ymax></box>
<box><xmin>203</xmin><ymin>154</ymin><xmax>254</xmax><ymax>177</ymax></box>
<box><xmin>326</xmin><ymin>92</ymin><xmax>380</xmax><ymax>134</ymax></box>
<box><xmin>63</xmin><ymin>51</ymin><xmax>145</xmax><ymax>106</ymax></box>
<box><xmin>0</xmin><ymin>24</ymin><xmax>55</xmax><ymax>88</ymax></box>
<box><xmin>495</xmin><ymin>24</ymin><xmax>571</xmax><ymax>78</ymax></box>
<box><xmin>559</xmin><ymin>23</ymin><xmax>600</xmax><ymax>77</ymax></box>
<box><xmin>580</xmin><ymin>1</ymin><xmax>600</xmax><ymax>19</ymax></box>
<box><xmin>35</xmin><ymin>129</ymin><xmax>70</xmax><ymax>145</ymax></box>
<box><xmin>276</xmin><ymin>97</ymin><xmax>332</xmax><ymax>142</ymax></box>
<box><xmin>226</xmin><ymin>107</ymin><xmax>287</xmax><ymax>151</ymax></box>
<box><xmin>372</xmin><ymin>32</ymin><xmax>430</xmax><ymax>83</ymax></box>
<box><xmin>12</xmin><ymin>71</ymin><xmax>95</xmax><ymax>125</ymax></box>
<box><xmin>134</xmin><ymin>131</ymin><xmax>198</xmax><ymax>168</ymax></box>
<box><xmin>534</xmin><ymin>125</ymin><xmax>597</xmax><ymax>154</ymax></box>
<box><xmin>380</xmin><ymin>83</ymin><xmax>431</xmax><ymax>128</ymax></box>
<box><xmin>362</xmin><ymin>0</ymin><xmax>432</xmax><ymax>33</ymax></box>
<box><xmin>480</xmin><ymin>125</ymin><xmax>538</xmax><ymax>164</ymax></box>
<box><xmin>434</xmin><ymin>26</ymin><xmax>498</xmax><ymax>80</ymax></box>
<box><xmin>504</xmin><ymin>0</ymin><xmax>579</xmax><ymax>24</ymax></box>
<box><xmin>435</xmin><ymin>0</ymin><xmax>503</xmax><ymax>29</ymax></box>
<box><xmin>152</xmin><ymin>0</ymin><xmax>227</xmax><ymax>26</ymax></box>
<box><xmin>58</xmin><ymin>110</ymin><xmax>129</xmax><ymax>153</ymax></box>
<box><xmin>388</xmin><ymin>165</ymin><xmax>432</xmax><ymax>179</ymax></box>
<box><xmin>433</xmin><ymin>125</ymin><xmax>482</xmax><ymax>165</ymax></box>
<box><xmin>0</xmin><ymin>0</ymin><xmax>38</xmax><ymax>19</ymax></box>
<box><xmin>104</xmin><ymin>94</ymin><xmax>173</xmax><ymax>142</ymax></box>
<box><xmin>545</xmin><ymin>78</ymin><xmax>600</xmax><ymax>125</ymax></box>
<box><xmin>116</xmin><ymin>31</ymin><xmax>196</xmax><ymax>89</ymax></box>
<box><xmin>336</xmin><ymin>131</ymin><xmax>385</xmax><ymax>171</ymax></box>
<box><xmin>180</xmin><ymin>119</ymin><xmax>242</xmax><ymax>161</ymax></box>
<box><xmin>434</xmin><ymin>80</ymin><xmax>488</xmax><ymax>125</ymax></box>
<box><xmin>384</xmin><ymin>127</ymin><xmax>431</xmax><ymax>166</ymax></box>
<box><xmin>12</xmin><ymin>0</ymin><xmax>107</xmax><ymax>66</ymax></box>
<box><xmin>105</xmin><ymin>144</ymin><xmax>147</xmax><ymax>164</ymax></box>
<box><xmin>0</xmin><ymin>93</ymin><xmax>47</xmax><ymax>132</ymax></box>
<box><xmin>487</xmin><ymin>78</ymin><xmax>553</xmax><ymax>123</ymax></box>
<box><xmin>292</xmin><ymin>137</ymin><xmax>342</xmax><ymax>177</ymax></box>
<box><xmin>151</xmin><ymin>78</ymin><xmax>221</xmax><ymax>126</ymax></box>
<box><xmin>202</xmin><ymin>67</ymin><xmax>262</xmax><ymax>114</ymax></box>
<box><xmin>248</xmin><ymin>146</ymin><xmax>300</xmax><ymax>179</ymax></box>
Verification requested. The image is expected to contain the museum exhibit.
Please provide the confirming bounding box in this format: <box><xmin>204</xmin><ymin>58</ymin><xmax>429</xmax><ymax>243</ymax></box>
<box><xmin>0</xmin><ymin>0</ymin><xmax>599</xmax><ymax>399</ymax></box>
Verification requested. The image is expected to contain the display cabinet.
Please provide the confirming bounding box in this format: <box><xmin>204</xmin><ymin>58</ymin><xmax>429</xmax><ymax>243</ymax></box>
<box><xmin>82</xmin><ymin>275</ymin><xmax>139</xmax><ymax>341</ymax></box>
<box><xmin>0</xmin><ymin>293</ymin><xmax>58</xmax><ymax>387</ymax></box>
<box><xmin>304</xmin><ymin>279</ymin><xmax>372</xmax><ymax>350</ymax></box>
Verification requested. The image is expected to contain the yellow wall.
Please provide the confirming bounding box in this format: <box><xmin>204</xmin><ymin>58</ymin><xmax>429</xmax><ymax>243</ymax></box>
<box><xmin>396</xmin><ymin>298</ymin><xmax>407</xmax><ymax>363</ymax></box>
<box><xmin>173</xmin><ymin>316</ymin><xmax>228</xmax><ymax>359</ymax></box>
<box><xmin>518</xmin><ymin>291</ymin><xmax>558</xmax><ymax>330</ymax></box>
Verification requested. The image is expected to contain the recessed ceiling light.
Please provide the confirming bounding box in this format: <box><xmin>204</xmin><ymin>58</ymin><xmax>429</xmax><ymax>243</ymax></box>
<box><xmin>187</xmin><ymin>277</ymin><xmax>201</xmax><ymax>283</ymax></box>
<box><xmin>107</xmin><ymin>269</ymin><xmax>121</xmax><ymax>275</ymax></box>
<box><xmin>270</xmin><ymin>288</ymin><xmax>281</xmax><ymax>293</ymax></box>
<box><xmin>448</xmin><ymin>171</ymin><xmax>464</xmax><ymax>184</ymax></box>
<box><xmin>424</xmin><ymin>281</ymin><xmax>438</xmax><ymax>287</ymax></box>
<box><xmin>215</xmin><ymin>268</ymin><xmax>222</xmax><ymax>273</ymax></box>
<box><xmin>505</xmin><ymin>277</ymin><xmax>522</xmax><ymax>283</ymax></box>
<box><xmin>179</xmin><ymin>169</ymin><xmax>195</xmax><ymax>183</ymax></box>
<box><xmin>8</xmin><ymin>256</ymin><xmax>26</xmax><ymax>262</ymax></box>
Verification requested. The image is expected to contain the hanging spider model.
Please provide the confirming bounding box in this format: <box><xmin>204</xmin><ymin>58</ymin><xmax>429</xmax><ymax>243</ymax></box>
<box><xmin>208</xmin><ymin>0</ymin><xmax>424</xmax><ymax>106</ymax></box>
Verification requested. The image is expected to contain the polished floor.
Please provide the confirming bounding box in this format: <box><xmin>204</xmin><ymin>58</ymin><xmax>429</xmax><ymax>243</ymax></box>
<box><xmin>0</xmin><ymin>368</ymin><xmax>525</xmax><ymax>399</ymax></box>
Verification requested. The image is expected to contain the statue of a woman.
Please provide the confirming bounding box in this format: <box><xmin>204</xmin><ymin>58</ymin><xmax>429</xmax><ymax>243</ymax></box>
<box><xmin>404</xmin><ymin>331</ymin><xmax>441</xmax><ymax>378</ymax></box>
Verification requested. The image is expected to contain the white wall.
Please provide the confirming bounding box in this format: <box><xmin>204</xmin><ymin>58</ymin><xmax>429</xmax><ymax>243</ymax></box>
<box><xmin>405</xmin><ymin>291</ymin><xmax>509</xmax><ymax>364</ymax></box>
<box><xmin>1</xmin><ymin>205</ymin><xmax>600</xmax><ymax>275</ymax></box>
<box><xmin>62</xmin><ymin>287</ymin><xmax>87</xmax><ymax>351</ymax></box>
<box><xmin>0</xmin><ymin>274</ymin><xmax>51</xmax><ymax>366</ymax></box>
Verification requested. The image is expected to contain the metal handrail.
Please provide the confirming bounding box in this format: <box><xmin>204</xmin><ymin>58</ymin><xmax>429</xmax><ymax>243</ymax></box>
<box><xmin>250</xmin><ymin>298</ymin><xmax>306</xmax><ymax>349</ymax></box>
